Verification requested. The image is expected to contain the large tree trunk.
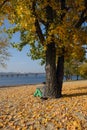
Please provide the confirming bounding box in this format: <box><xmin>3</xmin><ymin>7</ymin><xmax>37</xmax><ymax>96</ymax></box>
<box><xmin>45</xmin><ymin>5</ymin><xmax>58</xmax><ymax>98</ymax></box>
<box><xmin>45</xmin><ymin>5</ymin><xmax>64</xmax><ymax>98</ymax></box>
<box><xmin>56</xmin><ymin>55</ymin><xmax>64</xmax><ymax>98</ymax></box>
<box><xmin>45</xmin><ymin>43</ymin><xmax>58</xmax><ymax>98</ymax></box>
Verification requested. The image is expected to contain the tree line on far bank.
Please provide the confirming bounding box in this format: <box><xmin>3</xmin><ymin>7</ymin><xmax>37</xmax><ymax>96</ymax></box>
<box><xmin>64</xmin><ymin>59</ymin><xmax>87</xmax><ymax>80</ymax></box>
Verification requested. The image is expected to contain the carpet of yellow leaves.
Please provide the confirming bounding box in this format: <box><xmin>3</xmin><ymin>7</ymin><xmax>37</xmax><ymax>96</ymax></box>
<box><xmin>0</xmin><ymin>80</ymin><xmax>87</xmax><ymax>130</ymax></box>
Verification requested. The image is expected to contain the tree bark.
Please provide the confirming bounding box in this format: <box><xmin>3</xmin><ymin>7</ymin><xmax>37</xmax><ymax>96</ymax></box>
<box><xmin>45</xmin><ymin>5</ymin><xmax>58</xmax><ymax>98</ymax></box>
<box><xmin>45</xmin><ymin>43</ymin><xmax>58</xmax><ymax>98</ymax></box>
<box><xmin>45</xmin><ymin>4</ymin><xmax>65</xmax><ymax>98</ymax></box>
<box><xmin>56</xmin><ymin>55</ymin><xmax>64</xmax><ymax>98</ymax></box>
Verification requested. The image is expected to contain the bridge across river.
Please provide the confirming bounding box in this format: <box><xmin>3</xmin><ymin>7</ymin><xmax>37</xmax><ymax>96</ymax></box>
<box><xmin>0</xmin><ymin>73</ymin><xmax>45</xmax><ymax>77</ymax></box>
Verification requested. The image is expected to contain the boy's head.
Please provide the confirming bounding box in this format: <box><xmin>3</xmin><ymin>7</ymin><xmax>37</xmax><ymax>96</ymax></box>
<box><xmin>43</xmin><ymin>82</ymin><xmax>46</xmax><ymax>84</ymax></box>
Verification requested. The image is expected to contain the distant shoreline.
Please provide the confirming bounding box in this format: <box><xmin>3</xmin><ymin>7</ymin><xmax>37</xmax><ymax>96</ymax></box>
<box><xmin>0</xmin><ymin>83</ymin><xmax>42</xmax><ymax>88</ymax></box>
<box><xmin>0</xmin><ymin>79</ymin><xmax>87</xmax><ymax>88</ymax></box>
<box><xmin>0</xmin><ymin>73</ymin><xmax>83</xmax><ymax>86</ymax></box>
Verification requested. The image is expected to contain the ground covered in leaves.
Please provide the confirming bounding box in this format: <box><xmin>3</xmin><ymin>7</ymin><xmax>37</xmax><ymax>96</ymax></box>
<box><xmin>0</xmin><ymin>80</ymin><xmax>87</xmax><ymax>130</ymax></box>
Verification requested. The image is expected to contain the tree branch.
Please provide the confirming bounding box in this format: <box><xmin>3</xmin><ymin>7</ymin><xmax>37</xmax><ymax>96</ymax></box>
<box><xmin>32</xmin><ymin>2</ymin><xmax>45</xmax><ymax>45</ymax></box>
<box><xmin>75</xmin><ymin>15</ymin><xmax>87</xmax><ymax>28</ymax></box>
<box><xmin>75</xmin><ymin>0</ymin><xmax>87</xmax><ymax>28</ymax></box>
<box><xmin>0</xmin><ymin>0</ymin><xmax>8</xmax><ymax>9</ymax></box>
<box><xmin>84</xmin><ymin>0</ymin><xmax>87</xmax><ymax>8</ymax></box>
<box><xmin>38</xmin><ymin>17</ymin><xmax>46</xmax><ymax>26</ymax></box>
<box><xmin>60</xmin><ymin>0</ymin><xmax>67</xmax><ymax>20</ymax></box>
<box><xmin>35</xmin><ymin>19</ymin><xmax>45</xmax><ymax>45</ymax></box>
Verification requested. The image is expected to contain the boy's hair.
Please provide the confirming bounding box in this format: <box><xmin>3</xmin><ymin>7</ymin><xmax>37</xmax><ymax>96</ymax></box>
<box><xmin>42</xmin><ymin>82</ymin><xmax>46</xmax><ymax>84</ymax></box>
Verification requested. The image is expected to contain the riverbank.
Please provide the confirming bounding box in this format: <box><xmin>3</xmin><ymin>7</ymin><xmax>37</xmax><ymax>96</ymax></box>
<box><xmin>0</xmin><ymin>80</ymin><xmax>87</xmax><ymax>129</ymax></box>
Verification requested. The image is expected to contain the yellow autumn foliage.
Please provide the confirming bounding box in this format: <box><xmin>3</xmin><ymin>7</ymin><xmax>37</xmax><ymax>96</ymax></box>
<box><xmin>0</xmin><ymin>0</ymin><xmax>87</xmax><ymax>61</ymax></box>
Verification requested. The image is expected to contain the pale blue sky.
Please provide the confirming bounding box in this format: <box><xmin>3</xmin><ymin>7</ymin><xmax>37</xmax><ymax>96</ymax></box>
<box><xmin>0</xmin><ymin>20</ymin><xmax>45</xmax><ymax>73</ymax></box>
<box><xmin>3</xmin><ymin>46</ymin><xmax>45</xmax><ymax>73</ymax></box>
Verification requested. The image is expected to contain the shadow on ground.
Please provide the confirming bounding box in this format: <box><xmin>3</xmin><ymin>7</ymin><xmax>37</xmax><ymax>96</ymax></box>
<box><xmin>72</xmin><ymin>86</ymin><xmax>87</xmax><ymax>90</ymax></box>
<box><xmin>63</xmin><ymin>92</ymin><xmax>87</xmax><ymax>98</ymax></box>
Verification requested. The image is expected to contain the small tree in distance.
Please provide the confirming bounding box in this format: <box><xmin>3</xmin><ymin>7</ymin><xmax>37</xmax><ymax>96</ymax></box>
<box><xmin>0</xmin><ymin>37</ymin><xmax>10</xmax><ymax>68</ymax></box>
<box><xmin>79</xmin><ymin>62</ymin><xmax>87</xmax><ymax>79</ymax></box>
<box><xmin>64</xmin><ymin>46</ymin><xmax>86</xmax><ymax>80</ymax></box>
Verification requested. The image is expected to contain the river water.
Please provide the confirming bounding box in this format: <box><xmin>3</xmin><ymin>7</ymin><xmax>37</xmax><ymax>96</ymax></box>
<box><xmin>0</xmin><ymin>73</ymin><xmax>46</xmax><ymax>86</ymax></box>
<box><xmin>0</xmin><ymin>73</ymin><xmax>82</xmax><ymax>87</ymax></box>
